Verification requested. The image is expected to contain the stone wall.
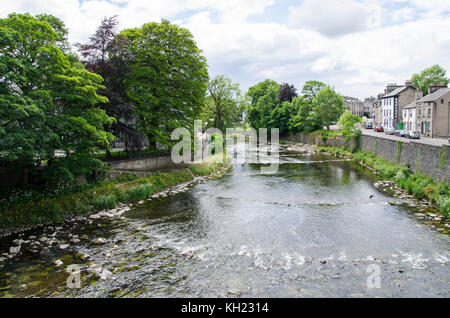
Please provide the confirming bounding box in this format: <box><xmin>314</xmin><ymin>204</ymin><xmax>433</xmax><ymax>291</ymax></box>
<box><xmin>287</xmin><ymin>133</ymin><xmax>449</xmax><ymax>182</ymax></box>
<box><xmin>286</xmin><ymin>132</ymin><xmax>355</xmax><ymax>148</ymax></box>
<box><xmin>107</xmin><ymin>154</ymin><xmax>182</xmax><ymax>172</ymax></box>
<box><xmin>360</xmin><ymin>135</ymin><xmax>449</xmax><ymax>182</ymax></box>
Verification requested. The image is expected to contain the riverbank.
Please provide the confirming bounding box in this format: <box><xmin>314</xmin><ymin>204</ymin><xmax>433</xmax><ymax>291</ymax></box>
<box><xmin>316</xmin><ymin>145</ymin><xmax>450</xmax><ymax>219</ymax></box>
<box><xmin>0</xmin><ymin>157</ymin><xmax>229</xmax><ymax>236</ymax></box>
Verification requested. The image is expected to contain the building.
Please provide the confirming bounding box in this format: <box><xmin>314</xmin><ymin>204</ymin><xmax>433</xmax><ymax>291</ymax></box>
<box><xmin>363</xmin><ymin>97</ymin><xmax>377</xmax><ymax>118</ymax></box>
<box><xmin>380</xmin><ymin>80</ymin><xmax>417</xmax><ymax>129</ymax></box>
<box><xmin>415</xmin><ymin>86</ymin><xmax>450</xmax><ymax>138</ymax></box>
<box><xmin>373</xmin><ymin>93</ymin><xmax>384</xmax><ymax>127</ymax></box>
<box><xmin>402</xmin><ymin>102</ymin><xmax>417</xmax><ymax>131</ymax></box>
<box><xmin>343</xmin><ymin>96</ymin><xmax>364</xmax><ymax>117</ymax></box>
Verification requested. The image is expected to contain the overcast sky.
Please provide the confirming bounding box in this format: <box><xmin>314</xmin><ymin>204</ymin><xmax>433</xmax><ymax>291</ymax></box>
<box><xmin>2</xmin><ymin>0</ymin><xmax>450</xmax><ymax>99</ymax></box>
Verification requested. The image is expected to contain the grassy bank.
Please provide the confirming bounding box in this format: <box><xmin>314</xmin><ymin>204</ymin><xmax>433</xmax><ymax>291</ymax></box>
<box><xmin>0</xmin><ymin>159</ymin><xmax>225</xmax><ymax>229</ymax></box>
<box><xmin>318</xmin><ymin>146</ymin><xmax>450</xmax><ymax>218</ymax></box>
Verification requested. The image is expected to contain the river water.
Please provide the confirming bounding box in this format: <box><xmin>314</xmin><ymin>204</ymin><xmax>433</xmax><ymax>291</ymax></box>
<box><xmin>0</xmin><ymin>150</ymin><xmax>449</xmax><ymax>297</ymax></box>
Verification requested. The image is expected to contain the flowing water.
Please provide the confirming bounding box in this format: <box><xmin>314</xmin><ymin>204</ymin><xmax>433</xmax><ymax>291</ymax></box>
<box><xmin>0</xmin><ymin>150</ymin><xmax>449</xmax><ymax>298</ymax></box>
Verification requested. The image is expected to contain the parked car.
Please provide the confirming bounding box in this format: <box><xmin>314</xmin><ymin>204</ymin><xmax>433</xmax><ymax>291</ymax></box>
<box><xmin>384</xmin><ymin>128</ymin><xmax>395</xmax><ymax>135</ymax></box>
<box><xmin>406</xmin><ymin>131</ymin><xmax>420</xmax><ymax>139</ymax></box>
<box><xmin>374</xmin><ymin>126</ymin><xmax>384</xmax><ymax>132</ymax></box>
<box><xmin>364</xmin><ymin>121</ymin><xmax>373</xmax><ymax>129</ymax></box>
<box><xmin>395</xmin><ymin>130</ymin><xmax>407</xmax><ymax>137</ymax></box>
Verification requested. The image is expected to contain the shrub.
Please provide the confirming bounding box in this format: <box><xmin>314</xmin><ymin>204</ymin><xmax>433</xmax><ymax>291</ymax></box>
<box><xmin>92</xmin><ymin>194</ymin><xmax>117</xmax><ymax>210</ymax></box>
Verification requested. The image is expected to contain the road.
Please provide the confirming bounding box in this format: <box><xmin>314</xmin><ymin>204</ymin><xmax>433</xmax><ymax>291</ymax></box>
<box><xmin>329</xmin><ymin>124</ymin><xmax>449</xmax><ymax>147</ymax></box>
<box><xmin>360</xmin><ymin>128</ymin><xmax>449</xmax><ymax>147</ymax></box>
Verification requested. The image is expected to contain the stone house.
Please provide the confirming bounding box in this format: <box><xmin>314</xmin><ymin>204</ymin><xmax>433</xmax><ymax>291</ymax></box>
<box><xmin>380</xmin><ymin>81</ymin><xmax>417</xmax><ymax>129</ymax></box>
<box><xmin>344</xmin><ymin>96</ymin><xmax>364</xmax><ymax>117</ymax></box>
<box><xmin>416</xmin><ymin>87</ymin><xmax>450</xmax><ymax>138</ymax></box>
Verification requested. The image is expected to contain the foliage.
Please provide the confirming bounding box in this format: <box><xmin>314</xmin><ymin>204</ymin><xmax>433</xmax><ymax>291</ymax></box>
<box><xmin>412</xmin><ymin>64</ymin><xmax>449</xmax><ymax>95</ymax></box>
<box><xmin>202</xmin><ymin>75</ymin><xmax>243</xmax><ymax>130</ymax></box>
<box><xmin>439</xmin><ymin>145</ymin><xmax>447</xmax><ymax>171</ymax></box>
<box><xmin>277</xmin><ymin>82</ymin><xmax>297</xmax><ymax>103</ymax></box>
<box><xmin>76</xmin><ymin>16</ymin><xmax>145</xmax><ymax>152</ymax></box>
<box><xmin>0</xmin><ymin>13</ymin><xmax>115</xmax><ymax>181</ymax></box>
<box><xmin>245</xmin><ymin>79</ymin><xmax>344</xmax><ymax>136</ymax></box>
<box><xmin>301</xmin><ymin>80</ymin><xmax>327</xmax><ymax>101</ymax></box>
<box><xmin>397</xmin><ymin>141</ymin><xmax>402</xmax><ymax>164</ymax></box>
<box><xmin>246</xmin><ymin>80</ymin><xmax>281</xmax><ymax>130</ymax></box>
<box><xmin>310</xmin><ymin>86</ymin><xmax>344</xmax><ymax>130</ymax></box>
<box><xmin>289</xmin><ymin>96</ymin><xmax>315</xmax><ymax>132</ymax></box>
<box><xmin>115</xmin><ymin>20</ymin><xmax>209</xmax><ymax>147</ymax></box>
<box><xmin>338</xmin><ymin>111</ymin><xmax>362</xmax><ymax>140</ymax></box>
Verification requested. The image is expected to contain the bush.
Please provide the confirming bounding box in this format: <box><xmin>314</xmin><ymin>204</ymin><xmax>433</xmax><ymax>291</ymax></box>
<box><xmin>92</xmin><ymin>194</ymin><xmax>117</xmax><ymax>210</ymax></box>
<box><xmin>125</xmin><ymin>183</ymin><xmax>153</xmax><ymax>202</ymax></box>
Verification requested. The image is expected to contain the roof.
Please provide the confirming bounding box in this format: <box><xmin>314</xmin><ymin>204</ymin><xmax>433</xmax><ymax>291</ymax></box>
<box><xmin>416</xmin><ymin>88</ymin><xmax>450</xmax><ymax>102</ymax></box>
<box><xmin>381</xmin><ymin>86</ymin><xmax>414</xmax><ymax>98</ymax></box>
<box><xmin>403</xmin><ymin>102</ymin><xmax>417</xmax><ymax>109</ymax></box>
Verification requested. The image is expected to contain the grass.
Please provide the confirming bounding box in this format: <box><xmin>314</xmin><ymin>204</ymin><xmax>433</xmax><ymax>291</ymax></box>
<box><xmin>318</xmin><ymin>145</ymin><xmax>450</xmax><ymax>218</ymax></box>
<box><xmin>0</xmin><ymin>160</ymin><xmax>226</xmax><ymax>229</ymax></box>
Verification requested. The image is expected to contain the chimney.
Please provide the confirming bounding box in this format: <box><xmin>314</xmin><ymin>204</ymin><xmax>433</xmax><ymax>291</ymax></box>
<box><xmin>405</xmin><ymin>79</ymin><xmax>413</xmax><ymax>87</ymax></box>
<box><xmin>428</xmin><ymin>82</ymin><xmax>448</xmax><ymax>95</ymax></box>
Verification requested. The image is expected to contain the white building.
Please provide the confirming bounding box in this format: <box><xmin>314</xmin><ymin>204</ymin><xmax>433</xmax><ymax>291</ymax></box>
<box><xmin>381</xmin><ymin>94</ymin><xmax>395</xmax><ymax>129</ymax></box>
<box><xmin>402</xmin><ymin>103</ymin><xmax>417</xmax><ymax>131</ymax></box>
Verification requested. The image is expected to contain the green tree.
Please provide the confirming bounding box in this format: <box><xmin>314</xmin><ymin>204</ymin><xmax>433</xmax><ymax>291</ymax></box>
<box><xmin>76</xmin><ymin>16</ymin><xmax>145</xmax><ymax>153</ymax></box>
<box><xmin>289</xmin><ymin>96</ymin><xmax>315</xmax><ymax>132</ymax></box>
<box><xmin>246</xmin><ymin>80</ymin><xmax>280</xmax><ymax>130</ymax></box>
<box><xmin>310</xmin><ymin>86</ymin><xmax>344</xmax><ymax>130</ymax></box>
<box><xmin>302</xmin><ymin>80</ymin><xmax>327</xmax><ymax>101</ymax></box>
<box><xmin>202</xmin><ymin>75</ymin><xmax>243</xmax><ymax>130</ymax></box>
<box><xmin>0</xmin><ymin>13</ymin><xmax>115</xmax><ymax>181</ymax></box>
<box><xmin>338</xmin><ymin>111</ymin><xmax>362</xmax><ymax>139</ymax></box>
<box><xmin>115</xmin><ymin>20</ymin><xmax>209</xmax><ymax>147</ymax></box>
<box><xmin>412</xmin><ymin>65</ymin><xmax>449</xmax><ymax>95</ymax></box>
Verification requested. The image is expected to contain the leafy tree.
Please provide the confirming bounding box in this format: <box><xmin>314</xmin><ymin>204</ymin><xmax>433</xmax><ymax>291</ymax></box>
<box><xmin>115</xmin><ymin>20</ymin><xmax>209</xmax><ymax>147</ymax></box>
<box><xmin>247</xmin><ymin>79</ymin><xmax>279</xmax><ymax>106</ymax></box>
<box><xmin>246</xmin><ymin>80</ymin><xmax>280</xmax><ymax>130</ymax></box>
<box><xmin>310</xmin><ymin>86</ymin><xmax>344</xmax><ymax>130</ymax></box>
<box><xmin>302</xmin><ymin>80</ymin><xmax>327</xmax><ymax>101</ymax></box>
<box><xmin>269</xmin><ymin>101</ymin><xmax>297</xmax><ymax>135</ymax></box>
<box><xmin>289</xmin><ymin>96</ymin><xmax>315</xmax><ymax>132</ymax></box>
<box><xmin>338</xmin><ymin>111</ymin><xmax>362</xmax><ymax>139</ymax></box>
<box><xmin>0</xmin><ymin>13</ymin><xmax>115</xmax><ymax>182</ymax></box>
<box><xmin>278</xmin><ymin>82</ymin><xmax>297</xmax><ymax>103</ymax></box>
<box><xmin>202</xmin><ymin>75</ymin><xmax>243</xmax><ymax>130</ymax></box>
<box><xmin>76</xmin><ymin>16</ymin><xmax>145</xmax><ymax>153</ymax></box>
<box><xmin>412</xmin><ymin>65</ymin><xmax>449</xmax><ymax>95</ymax></box>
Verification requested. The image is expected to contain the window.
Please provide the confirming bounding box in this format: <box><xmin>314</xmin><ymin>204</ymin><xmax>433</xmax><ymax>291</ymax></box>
<box><xmin>428</xmin><ymin>108</ymin><xmax>431</xmax><ymax>118</ymax></box>
<box><xmin>441</xmin><ymin>99</ymin><xmax>444</xmax><ymax>104</ymax></box>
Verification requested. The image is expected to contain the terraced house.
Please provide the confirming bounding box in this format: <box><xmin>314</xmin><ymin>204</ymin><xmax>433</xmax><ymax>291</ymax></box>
<box><xmin>415</xmin><ymin>87</ymin><xmax>450</xmax><ymax>138</ymax></box>
<box><xmin>380</xmin><ymin>81</ymin><xmax>417</xmax><ymax>129</ymax></box>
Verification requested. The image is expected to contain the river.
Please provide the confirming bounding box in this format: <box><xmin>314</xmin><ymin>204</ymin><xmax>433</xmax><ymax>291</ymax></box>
<box><xmin>0</xmin><ymin>149</ymin><xmax>449</xmax><ymax>297</ymax></box>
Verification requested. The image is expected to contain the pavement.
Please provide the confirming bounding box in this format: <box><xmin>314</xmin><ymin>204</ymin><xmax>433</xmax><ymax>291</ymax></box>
<box><xmin>329</xmin><ymin>124</ymin><xmax>449</xmax><ymax>147</ymax></box>
<box><xmin>360</xmin><ymin>128</ymin><xmax>449</xmax><ymax>147</ymax></box>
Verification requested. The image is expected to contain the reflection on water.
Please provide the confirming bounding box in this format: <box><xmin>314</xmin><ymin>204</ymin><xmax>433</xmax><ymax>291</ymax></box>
<box><xmin>0</xmin><ymin>152</ymin><xmax>449</xmax><ymax>297</ymax></box>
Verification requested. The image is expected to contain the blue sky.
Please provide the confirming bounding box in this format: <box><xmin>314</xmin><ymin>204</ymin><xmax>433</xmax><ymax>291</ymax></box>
<box><xmin>2</xmin><ymin>0</ymin><xmax>450</xmax><ymax>99</ymax></box>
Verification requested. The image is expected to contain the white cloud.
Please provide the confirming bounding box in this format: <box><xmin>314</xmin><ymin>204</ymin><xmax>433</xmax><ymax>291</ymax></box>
<box><xmin>2</xmin><ymin>0</ymin><xmax>450</xmax><ymax>99</ymax></box>
<box><xmin>287</xmin><ymin>0</ymin><xmax>383</xmax><ymax>37</ymax></box>
<box><xmin>392</xmin><ymin>7</ymin><xmax>415</xmax><ymax>22</ymax></box>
